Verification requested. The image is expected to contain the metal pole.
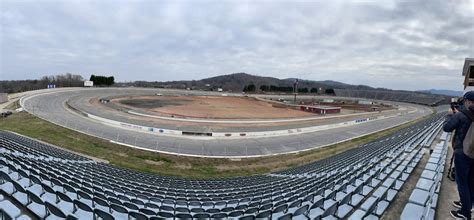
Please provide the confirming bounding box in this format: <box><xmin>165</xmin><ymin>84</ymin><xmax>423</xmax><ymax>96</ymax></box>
<box><xmin>294</xmin><ymin>85</ymin><xmax>296</xmax><ymax>103</ymax></box>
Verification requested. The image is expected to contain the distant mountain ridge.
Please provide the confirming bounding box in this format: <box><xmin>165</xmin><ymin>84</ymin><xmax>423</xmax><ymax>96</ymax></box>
<box><xmin>418</xmin><ymin>89</ymin><xmax>463</xmax><ymax>97</ymax></box>
<box><xmin>127</xmin><ymin>73</ymin><xmax>454</xmax><ymax>99</ymax></box>
<box><xmin>130</xmin><ymin>73</ymin><xmax>375</xmax><ymax>92</ymax></box>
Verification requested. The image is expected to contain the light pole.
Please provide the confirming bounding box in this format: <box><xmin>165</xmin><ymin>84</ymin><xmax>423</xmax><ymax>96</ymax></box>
<box><xmin>293</xmin><ymin>79</ymin><xmax>299</xmax><ymax>104</ymax></box>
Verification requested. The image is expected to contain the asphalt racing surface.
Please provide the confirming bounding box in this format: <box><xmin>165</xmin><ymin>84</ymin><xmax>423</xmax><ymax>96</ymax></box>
<box><xmin>21</xmin><ymin>88</ymin><xmax>432</xmax><ymax>157</ymax></box>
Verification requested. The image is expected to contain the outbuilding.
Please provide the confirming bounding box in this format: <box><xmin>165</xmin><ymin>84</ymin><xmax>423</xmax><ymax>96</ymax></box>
<box><xmin>300</xmin><ymin>105</ymin><xmax>341</xmax><ymax>115</ymax></box>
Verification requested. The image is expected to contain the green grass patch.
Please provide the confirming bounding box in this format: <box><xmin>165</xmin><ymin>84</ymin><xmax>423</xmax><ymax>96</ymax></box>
<box><xmin>0</xmin><ymin>111</ymin><xmax>434</xmax><ymax>178</ymax></box>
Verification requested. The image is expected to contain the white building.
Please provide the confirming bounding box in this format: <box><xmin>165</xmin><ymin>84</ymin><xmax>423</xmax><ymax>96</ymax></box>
<box><xmin>84</xmin><ymin>81</ymin><xmax>94</xmax><ymax>87</ymax></box>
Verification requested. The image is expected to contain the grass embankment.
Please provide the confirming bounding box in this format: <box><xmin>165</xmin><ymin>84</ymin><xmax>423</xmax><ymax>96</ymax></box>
<box><xmin>0</xmin><ymin>111</ymin><xmax>434</xmax><ymax>179</ymax></box>
<box><xmin>4</xmin><ymin>100</ymin><xmax>21</xmax><ymax>110</ymax></box>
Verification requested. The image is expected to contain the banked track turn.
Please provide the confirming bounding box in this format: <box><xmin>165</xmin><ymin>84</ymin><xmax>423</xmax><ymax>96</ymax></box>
<box><xmin>21</xmin><ymin>88</ymin><xmax>432</xmax><ymax>158</ymax></box>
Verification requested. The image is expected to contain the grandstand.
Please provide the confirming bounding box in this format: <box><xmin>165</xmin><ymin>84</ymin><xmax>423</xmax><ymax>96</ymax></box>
<box><xmin>1</xmin><ymin>112</ymin><xmax>446</xmax><ymax>219</ymax></box>
<box><xmin>333</xmin><ymin>89</ymin><xmax>448</xmax><ymax>106</ymax></box>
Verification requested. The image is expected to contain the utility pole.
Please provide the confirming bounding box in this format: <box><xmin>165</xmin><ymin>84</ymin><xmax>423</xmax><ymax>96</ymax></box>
<box><xmin>293</xmin><ymin>79</ymin><xmax>299</xmax><ymax>104</ymax></box>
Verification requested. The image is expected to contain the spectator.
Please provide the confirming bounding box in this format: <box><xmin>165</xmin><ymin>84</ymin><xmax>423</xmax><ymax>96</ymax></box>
<box><xmin>443</xmin><ymin>91</ymin><xmax>474</xmax><ymax>219</ymax></box>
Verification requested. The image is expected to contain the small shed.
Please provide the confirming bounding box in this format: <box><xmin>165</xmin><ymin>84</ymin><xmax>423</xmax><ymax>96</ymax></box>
<box><xmin>300</xmin><ymin>105</ymin><xmax>341</xmax><ymax>115</ymax></box>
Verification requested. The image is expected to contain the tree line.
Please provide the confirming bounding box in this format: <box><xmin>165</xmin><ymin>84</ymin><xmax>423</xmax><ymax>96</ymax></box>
<box><xmin>89</xmin><ymin>75</ymin><xmax>115</xmax><ymax>86</ymax></box>
<box><xmin>0</xmin><ymin>73</ymin><xmax>84</xmax><ymax>93</ymax></box>
<box><xmin>0</xmin><ymin>73</ymin><xmax>117</xmax><ymax>93</ymax></box>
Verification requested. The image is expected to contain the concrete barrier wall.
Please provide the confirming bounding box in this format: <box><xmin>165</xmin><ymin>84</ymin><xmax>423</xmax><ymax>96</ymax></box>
<box><xmin>87</xmin><ymin>114</ymin><xmax>183</xmax><ymax>136</ymax></box>
<box><xmin>89</xmin><ymin>109</ymin><xmax>386</xmax><ymax>138</ymax></box>
<box><xmin>0</xmin><ymin>93</ymin><xmax>8</xmax><ymax>104</ymax></box>
<box><xmin>87</xmin><ymin>110</ymin><xmax>405</xmax><ymax>138</ymax></box>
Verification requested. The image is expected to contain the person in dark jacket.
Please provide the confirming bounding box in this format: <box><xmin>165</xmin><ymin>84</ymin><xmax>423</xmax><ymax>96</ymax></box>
<box><xmin>443</xmin><ymin>91</ymin><xmax>474</xmax><ymax>219</ymax></box>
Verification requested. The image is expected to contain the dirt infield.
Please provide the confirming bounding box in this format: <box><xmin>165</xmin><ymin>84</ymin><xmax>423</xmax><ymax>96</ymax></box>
<box><xmin>112</xmin><ymin>95</ymin><xmax>314</xmax><ymax>119</ymax></box>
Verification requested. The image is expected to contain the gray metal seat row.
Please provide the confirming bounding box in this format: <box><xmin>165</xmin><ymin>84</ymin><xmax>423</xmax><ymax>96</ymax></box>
<box><xmin>0</xmin><ymin>113</ymin><xmax>446</xmax><ymax>219</ymax></box>
<box><xmin>400</xmin><ymin>133</ymin><xmax>450</xmax><ymax>220</ymax></box>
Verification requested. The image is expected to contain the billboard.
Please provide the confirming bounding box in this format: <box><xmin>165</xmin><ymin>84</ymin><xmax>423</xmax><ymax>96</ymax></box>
<box><xmin>84</xmin><ymin>81</ymin><xmax>94</xmax><ymax>87</ymax></box>
<box><xmin>47</xmin><ymin>84</ymin><xmax>56</xmax><ymax>89</ymax></box>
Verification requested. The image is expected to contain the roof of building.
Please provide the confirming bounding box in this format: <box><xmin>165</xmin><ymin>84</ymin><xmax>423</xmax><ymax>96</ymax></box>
<box><xmin>462</xmin><ymin>58</ymin><xmax>474</xmax><ymax>76</ymax></box>
<box><xmin>301</xmin><ymin>105</ymin><xmax>341</xmax><ymax>110</ymax></box>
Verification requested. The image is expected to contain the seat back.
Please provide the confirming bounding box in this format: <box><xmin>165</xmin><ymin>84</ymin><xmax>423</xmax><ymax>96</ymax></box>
<box><xmin>131</xmin><ymin>198</ymin><xmax>145</xmax><ymax>206</ymax></box>
<box><xmin>228</xmin><ymin>210</ymin><xmax>244</xmax><ymax>217</ymax></box>
<box><xmin>193</xmin><ymin>213</ymin><xmax>210</xmax><ymax>220</ymax></box>
<box><xmin>273</xmin><ymin>204</ymin><xmax>287</xmax><ymax>213</ymax></box>
<box><xmin>277</xmin><ymin>213</ymin><xmax>291</xmax><ymax>220</ymax></box>
<box><xmin>175</xmin><ymin>213</ymin><xmax>193</xmax><ymax>220</ymax></box>
<box><xmin>107</xmin><ymin>197</ymin><xmax>122</xmax><ymax>206</ymax></box>
<box><xmin>74</xmin><ymin>199</ymin><xmax>93</xmax><ymax>212</ymax></box>
<box><xmin>124</xmin><ymin>201</ymin><xmax>139</xmax><ymax>210</ymax></box>
<box><xmin>26</xmin><ymin>190</ymin><xmax>44</xmax><ymax>205</ymax></box>
<box><xmin>94</xmin><ymin>208</ymin><xmax>114</xmax><ymax>220</ymax></box>
<box><xmin>93</xmin><ymin>197</ymin><xmax>109</xmax><ymax>208</ymax></box>
<box><xmin>255</xmin><ymin>210</ymin><xmax>271</xmax><ymax>220</ymax></box>
<box><xmin>340</xmin><ymin>192</ymin><xmax>352</xmax><ymax>205</ymax></box>
<box><xmin>0</xmin><ymin>170</ymin><xmax>12</xmax><ymax>183</ymax></box>
<box><xmin>11</xmin><ymin>180</ymin><xmax>26</xmax><ymax>193</ymax></box>
<box><xmin>110</xmin><ymin>203</ymin><xmax>128</xmax><ymax>213</ymax></box>
<box><xmin>210</xmin><ymin>213</ymin><xmax>227</xmax><ymax>220</ymax></box>
<box><xmin>77</xmin><ymin>190</ymin><xmax>92</xmax><ymax>200</ymax></box>
<box><xmin>129</xmin><ymin>211</ymin><xmax>148</xmax><ymax>220</ymax></box>
<box><xmin>157</xmin><ymin>211</ymin><xmax>174</xmax><ymax>219</ymax></box>
<box><xmin>288</xmin><ymin>199</ymin><xmax>301</xmax><ymax>208</ymax></box>
<box><xmin>139</xmin><ymin>208</ymin><xmax>156</xmax><ymax>216</ymax></box>
<box><xmin>56</xmin><ymin>191</ymin><xmax>73</xmax><ymax>203</ymax></box>
<box><xmin>322</xmin><ymin>201</ymin><xmax>337</xmax><ymax>217</ymax></box>
<box><xmin>310</xmin><ymin>198</ymin><xmax>323</xmax><ymax>209</ymax></box>
<box><xmin>293</xmin><ymin>204</ymin><xmax>309</xmax><ymax>217</ymax></box>
<box><xmin>46</xmin><ymin>201</ymin><xmax>67</xmax><ymax>218</ymax></box>
<box><xmin>239</xmin><ymin>215</ymin><xmax>255</xmax><ymax>220</ymax></box>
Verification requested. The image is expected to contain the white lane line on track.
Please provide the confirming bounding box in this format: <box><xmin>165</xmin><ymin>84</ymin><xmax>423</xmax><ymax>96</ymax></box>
<box><xmin>127</xmin><ymin>108</ymin><xmax>401</xmax><ymax>124</ymax></box>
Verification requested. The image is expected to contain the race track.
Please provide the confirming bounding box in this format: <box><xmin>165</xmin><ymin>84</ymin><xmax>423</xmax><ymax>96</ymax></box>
<box><xmin>21</xmin><ymin>88</ymin><xmax>432</xmax><ymax>157</ymax></box>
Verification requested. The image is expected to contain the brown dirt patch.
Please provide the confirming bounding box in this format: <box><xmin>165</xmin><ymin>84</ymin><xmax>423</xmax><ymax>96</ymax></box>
<box><xmin>112</xmin><ymin>95</ymin><xmax>314</xmax><ymax>119</ymax></box>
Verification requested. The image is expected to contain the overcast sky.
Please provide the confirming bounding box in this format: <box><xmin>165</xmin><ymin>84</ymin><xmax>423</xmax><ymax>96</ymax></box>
<box><xmin>1</xmin><ymin>0</ymin><xmax>473</xmax><ymax>91</ymax></box>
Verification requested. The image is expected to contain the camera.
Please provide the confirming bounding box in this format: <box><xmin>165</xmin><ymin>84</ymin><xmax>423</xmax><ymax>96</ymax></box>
<box><xmin>450</xmin><ymin>97</ymin><xmax>464</xmax><ymax>111</ymax></box>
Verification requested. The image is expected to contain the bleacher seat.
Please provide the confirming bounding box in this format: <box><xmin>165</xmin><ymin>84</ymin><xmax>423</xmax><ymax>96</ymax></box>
<box><xmin>0</xmin><ymin>113</ymin><xmax>447</xmax><ymax>219</ymax></box>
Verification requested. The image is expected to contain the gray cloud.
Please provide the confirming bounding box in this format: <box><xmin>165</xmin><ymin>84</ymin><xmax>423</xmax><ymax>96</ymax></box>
<box><xmin>1</xmin><ymin>0</ymin><xmax>472</xmax><ymax>91</ymax></box>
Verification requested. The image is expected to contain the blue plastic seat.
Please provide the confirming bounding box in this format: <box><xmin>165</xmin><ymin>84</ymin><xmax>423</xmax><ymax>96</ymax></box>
<box><xmin>72</xmin><ymin>199</ymin><xmax>94</xmax><ymax>219</ymax></box>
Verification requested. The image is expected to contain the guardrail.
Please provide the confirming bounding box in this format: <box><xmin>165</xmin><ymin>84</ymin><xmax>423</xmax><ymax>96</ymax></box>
<box><xmin>71</xmin><ymin>103</ymin><xmax>411</xmax><ymax>139</ymax></box>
